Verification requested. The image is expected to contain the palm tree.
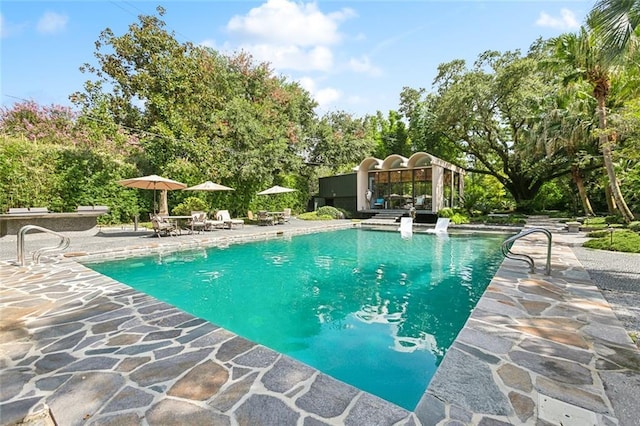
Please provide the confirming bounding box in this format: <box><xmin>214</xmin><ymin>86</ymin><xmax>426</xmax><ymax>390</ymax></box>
<box><xmin>544</xmin><ymin>88</ymin><xmax>598</xmax><ymax>216</ymax></box>
<box><xmin>588</xmin><ymin>0</ymin><xmax>640</xmax><ymax>60</ymax></box>
<box><xmin>550</xmin><ymin>28</ymin><xmax>635</xmax><ymax>222</ymax></box>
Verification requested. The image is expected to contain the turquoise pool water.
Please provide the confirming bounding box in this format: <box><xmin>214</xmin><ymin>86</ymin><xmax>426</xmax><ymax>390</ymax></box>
<box><xmin>88</xmin><ymin>228</ymin><xmax>506</xmax><ymax>410</ymax></box>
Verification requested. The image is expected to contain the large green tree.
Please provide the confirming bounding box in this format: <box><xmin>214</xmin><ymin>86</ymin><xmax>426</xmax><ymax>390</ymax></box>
<box><xmin>550</xmin><ymin>27</ymin><xmax>636</xmax><ymax>222</ymax></box>
<box><xmin>426</xmin><ymin>50</ymin><xmax>573</xmax><ymax>211</ymax></box>
<box><xmin>589</xmin><ymin>0</ymin><xmax>640</xmax><ymax>59</ymax></box>
<box><xmin>73</xmin><ymin>7</ymin><xmax>318</xmax><ymax>216</ymax></box>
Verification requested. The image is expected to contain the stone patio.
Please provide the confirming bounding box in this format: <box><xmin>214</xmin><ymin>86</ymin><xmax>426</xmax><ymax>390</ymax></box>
<box><xmin>1</xmin><ymin>220</ymin><xmax>638</xmax><ymax>425</ymax></box>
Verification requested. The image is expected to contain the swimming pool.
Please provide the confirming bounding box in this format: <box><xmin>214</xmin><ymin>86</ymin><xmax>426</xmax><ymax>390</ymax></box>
<box><xmin>87</xmin><ymin>228</ymin><xmax>506</xmax><ymax>410</ymax></box>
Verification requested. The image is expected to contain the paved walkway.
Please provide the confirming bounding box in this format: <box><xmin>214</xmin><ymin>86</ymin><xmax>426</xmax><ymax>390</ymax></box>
<box><xmin>1</xmin><ymin>218</ymin><xmax>638</xmax><ymax>425</ymax></box>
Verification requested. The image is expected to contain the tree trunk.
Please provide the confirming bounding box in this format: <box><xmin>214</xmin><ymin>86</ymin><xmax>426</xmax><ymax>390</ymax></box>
<box><xmin>596</xmin><ymin>95</ymin><xmax>634</xmax><ymax>223</ymax></box>
<box><xmin>605</xmin><ymin>184</ymin><xmax>618</xmax><ymax>215</ymax></box>
<box><xmin>571</xmin><ymin>165</ymin><xmax>594</xmax><ymax>216</ymax></box>
<box><xmin>159</xmin><ymin>190</ymin><xmax>169</xmax><ymax>215</ymax></box>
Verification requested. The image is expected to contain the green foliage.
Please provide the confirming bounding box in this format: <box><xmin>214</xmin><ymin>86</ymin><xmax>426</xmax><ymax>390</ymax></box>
<box><xmin>605</xmin><ymin>215</ymin><xmax>624</xmax><ymax>224</ymax></box>
<box><xmin>531</xmin><ymin>180</ymin><xmax>572</xmax><ymax>212</ymax></box>
<box><xmin>369</xmin><ymin>110</ymin><xmax>411</xmax><ymax>158</ymax></box>
<box><xmin>316</xmin><ymin>206</ymin><xmax>344</xmax><ymax>219</ymax></box>
<box><xmin>171</xmin><ymin>197</ymin><xmax>208</xmax><ymax>216</ymax></box>
<box><xmin>429</xmin><ymin>50</ymin><xmax>573</xmax><ymax>209</ymax></box>
<box><xmin>473</xmin><ymin>214</ymin><xmax>527</xmax><ymax>225</ymax></box>
<box><xmin>74</xmin><ymin>8</ymin><xmax>318</xmax><ymax>218</ymax></box>
<box><xmin>437</xmin><ymin>207</ymin><xmax>469</xmax><ymax>224</ymax></box>
<box><xmin>449</xmin><ymin>212</ymin><xmax>469</xmax><ymax>224</ymax></box>
<box><xmin>583</xmin><ymin>229</ymin><xmax>640</xmax><ymax>253</ymax></box>
<box><xmin>437</xmin><ymin>208</ymin><xmax>454</xmax><ymax>218</ymax></box>
<box><xmin>309</xmin><ymin>111</ymin><xmax>376</xmax><ymax>173</ymax></box>
<box><xmin>629</xmin><ymin>221</ymin><xmax>640</xmax><ymax>232</ymax></box>
<box><xmin>298</xmin><ymin>211</ymin><xmax>333</xmax><ymax>221</ymax></box>
<box><xmin>462</xmin><ymin>174</ymin><xmax>512</xmax><ymax>214</ymax></box>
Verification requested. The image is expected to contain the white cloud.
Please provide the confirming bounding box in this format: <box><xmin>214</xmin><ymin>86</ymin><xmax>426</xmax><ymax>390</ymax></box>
<box><xmin>348</xmin><ymin>55</ymin><xmax>381</xmax><ymax>76</ymax></box>
<box><xmin>298</xmin><ymin>76</ymin><xmax>341</xmax><ymax>110</ymax></box>
<box><xmin>535</xmin><ymin>8</ymin><xmax>579</xmax><ymax>30</ymax></box>
<box><xmin>245</xmin><ymin>43</ymin><xmax>333</xmax><ymax>71</ymax></box>
<box><xmin>227</xmin><ymin>0</ymin><xmax>354</xmax><ymax>46</ymax></box>
<box><xmin>225</xmin><ymin>0</ymin><xmax>355</xmax><ymax>72</ymax></box>
<box><xmin>36</xmin><ymin>11</ymin><xmax>68</xmax><ymax>34</ymax></box>
<box><xmin>0</xmin><ymin>13</ymin><xmax>27</xmax><ymax>38</ymax></box>
<box><xmin>199</xmin><ymin>39</ymin><xmax>217</xmax><ymax>49</ymax></box>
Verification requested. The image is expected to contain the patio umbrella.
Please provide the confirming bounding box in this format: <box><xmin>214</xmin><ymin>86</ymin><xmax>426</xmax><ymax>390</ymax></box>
<box><xmin>184</xmin><ymin>181</ymin><xmax>235</xmax><ymax>192</ymax></box>
<box><xmin>184</xmin><ymin>181</ymin><xmax>235</xmax><ymax>209</ymax></box>
<box><xmin>118</xmin><ymin>174</ymin><xmax>186</xmax><ymax>214</ymax></box>
<box><xmin>257</xmin><ymin>185</ymin><xmax>297</xmax><ymax>195</ymax></box>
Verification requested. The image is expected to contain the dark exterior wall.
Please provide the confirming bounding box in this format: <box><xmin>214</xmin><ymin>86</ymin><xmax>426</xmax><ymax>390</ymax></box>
<box><xmin>317</xmin><ymin>174</ymin><xmax>357</xmax><ymax>216</ymax></box>
<box><xmin>318</xmin><ymin>173</ymin><xmax>357</xmax><ymax>198</ymax></box>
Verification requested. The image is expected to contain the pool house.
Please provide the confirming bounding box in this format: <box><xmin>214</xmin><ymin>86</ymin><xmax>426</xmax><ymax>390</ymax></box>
<box><xmin>317</xmin><ymin>152</ymin><xmax>465</xmax><ymax>221</ymax></box>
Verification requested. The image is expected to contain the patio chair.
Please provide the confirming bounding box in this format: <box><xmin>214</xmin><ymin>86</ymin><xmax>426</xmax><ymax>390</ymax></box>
<box><xmin>150</xmin><ymin>214</ymin><xmax>177</xmax><ymax>237</ymax></box>
<box><xmin>188</xmin><ymin>211</ymin><xmax>208</xmax><ymax>234</ymax></box>
<box><xmin>373</xmin><ymin>198</ymin><xmax>384</xmax><ymax>209</ymax></box>
<box><xmin>282</xmin><ymin>208</ymin><xmax>291</xmax><ymax>223</ymax></box>
<box><xmin>215</xmin><ymin>210</ymin><xmax>244</xmax><ymax>229</ymax></box>
<box><xmin>256</xmin><ymin>210</ymin><xmax>274</xmax><ymax>226</ymax></box>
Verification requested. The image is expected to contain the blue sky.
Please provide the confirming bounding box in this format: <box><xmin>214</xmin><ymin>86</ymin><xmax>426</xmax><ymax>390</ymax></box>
<box><xmin>1</xmin><ymin>0</ymin><xmax>593</xmax><ymax>117</ymax></box>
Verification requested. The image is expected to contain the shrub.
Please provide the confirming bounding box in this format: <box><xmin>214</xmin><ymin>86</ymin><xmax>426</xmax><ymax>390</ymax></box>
<box><xmin>583</xmin><ymin>229</ymin><xmax>640</xmax><ymax>253</ymax></box>
<box><xmin>450</xmin><ymin>212</ymin><xmax>469</xmax><ymax>224</ymax></box>
<box><xmin>586</xmin><ymin>229</ymin><xmax>610</xmax><ymax>238</ymax></box>
<box><xmin>605</xmin><ymin>215</ymin><xmax>623</xmax><ymax>225</ymax></box>
<box><xmin>629</xmin><ymin>221</ymin><xmax>640</xmax><ymax>232</ymax></box>
<box><xmin>316</xmin><ymin>206</ymin><xmax>344</xmax><ymax>219</ymax></box>
<box><xmin>298</xmin><ymin>211</ymin><xmax>334</xmax><ymax>220</ymax></box>
<box><xmin>172</xmin><ymin>197</ymin><xmax>208</xmax><ymax>216</ymax></box>
<box><xmin>438</xmin><ymin>208</ymin><xmax>454</xmax><ymax>218</ymax></box>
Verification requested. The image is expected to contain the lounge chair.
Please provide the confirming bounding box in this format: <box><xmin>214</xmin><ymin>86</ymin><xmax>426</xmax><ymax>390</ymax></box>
<box><xmin>29</xmin><ymin>207</ymin><xmax>50</xmax><ymax>214</ymax></box>
<box><xmin>150</xmin><ymin>214</ymin><xmax>177</xmax><ymax>237</ymax></box>
<box><xmin>216</xmin><ymin>210</ymin><xmax>244</xmax><ymax>229</ymax></box>
<box><xmin>256</xmin><ymin>210</ymin><xmax>274</xmax><ymax>226</ymax></box>
<box><xmin>426</xmin><ymin>217</ymin><xmax>450</xmax><ymax>234</ymax></box>
<box><xmin>373</xmin><ymin>198</ymin><xmax>385</xmax><ymax>209</ymax></box>
<box><xmin>8</xmin><ymin>208</ymin><xmax>31</xmax><ymax>215</ymax></box>
<box><xmin>77</xmin><ymin>205</ymin><xmax>110</xmax><ymax>212</ymax></box>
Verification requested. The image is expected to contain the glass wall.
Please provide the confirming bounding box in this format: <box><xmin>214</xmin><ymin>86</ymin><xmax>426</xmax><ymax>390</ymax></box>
<box><xmin>369</xmin><ymin>167</ymin><xmax>436</xmax><ymax>210</ymax></box>
<box><xmin>443</xmin><ymin>170</ymin><xmax>452</xmax><ymax>208</ymax></box>
<box><xmin>413</xmin><ymin>168</ymin><xmax>432</xmax><ymax>210</ymax></box>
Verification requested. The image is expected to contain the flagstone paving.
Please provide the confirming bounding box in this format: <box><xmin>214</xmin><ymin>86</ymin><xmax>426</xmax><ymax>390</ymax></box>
<box><xmin>1</xmin><ymin>219</ymin><xmax>638</xmax><ymax>425</ymax></box>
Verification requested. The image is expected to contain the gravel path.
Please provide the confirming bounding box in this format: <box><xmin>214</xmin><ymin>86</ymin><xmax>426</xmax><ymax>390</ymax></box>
<box><xmin>572</xmin><ymin>246</ymin><xmax>640</xmax><ymax>347</ymax></box>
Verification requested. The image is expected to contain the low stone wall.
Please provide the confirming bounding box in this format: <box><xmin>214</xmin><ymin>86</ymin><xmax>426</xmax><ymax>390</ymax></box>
<box><xmin>0</xmin><ymin>212</ymin><xmax>106</xmax><ymax>236</ymax></box>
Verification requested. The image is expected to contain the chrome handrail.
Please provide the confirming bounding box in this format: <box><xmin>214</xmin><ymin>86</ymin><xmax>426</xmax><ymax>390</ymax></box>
<box><xmin>501</xmin><ymin>228</ymin><xmax>552</xmax><ymax>275</ymax></box>
<box><xmin>17</xmin><ymin>225</ymin><xmax>70</xmax><ymax>266</ymax></box>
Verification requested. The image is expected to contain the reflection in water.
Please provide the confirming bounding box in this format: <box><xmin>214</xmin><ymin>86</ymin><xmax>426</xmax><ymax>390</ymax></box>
<box><xmin>88</xmin><ymin>228</ymin><xmax>505</xmax><ymax>411</ymax></box>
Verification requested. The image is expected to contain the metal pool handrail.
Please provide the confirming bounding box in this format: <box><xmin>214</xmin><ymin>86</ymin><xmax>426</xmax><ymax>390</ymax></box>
<box><xmin>501</xmin><ymin>228</ymin><xmax>552</xmax><ymax>275</ymax></box>
<box><xmin>17</xmin><ymin>225</ymin><xmax>70</xmax><ymax>266</ymax></box>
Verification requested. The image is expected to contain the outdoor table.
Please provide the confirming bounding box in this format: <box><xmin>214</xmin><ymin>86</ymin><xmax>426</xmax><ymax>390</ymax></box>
<box><xmin>160</xmin><ymin>215</ymin><xmax>193</xmax><ymax>234</ymax></box>
<box><xmin>268</xmin><ymin>212</ymin><xmax>285</xmax><ymax>224</ymax></box>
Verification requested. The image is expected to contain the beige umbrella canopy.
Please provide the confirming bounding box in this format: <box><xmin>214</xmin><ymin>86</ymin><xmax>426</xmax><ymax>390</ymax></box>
<box><xmin>257</xmin><ymin>185</ymin><xmax>297</xmax><ymax>195</ymax></box>
<box><xmin>118</xmin><ymin>174</ymin><xmax>186</xmax><ymax>214</ymax></box>
<box><xmin>184</xmin><ymin>181</ymin><xmax>235</xmax><ymax>192</ymax></box>
<box><xmin>184</xmin><ymin>181</ymin><xmax>235</xmax><ymax>210</ymax></box>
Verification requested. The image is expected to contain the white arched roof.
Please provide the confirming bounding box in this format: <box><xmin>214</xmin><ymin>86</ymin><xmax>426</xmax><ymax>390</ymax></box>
<box><xmin>354</xmin><ymin>157</ymin><xmax>383</xmax><ymax>171</ymax></box>
<box><xmin>357</xmin><ymin>152</ymin><xmax>463</xmax><ymax>173</ymax></box>
<box><xmin>381</xmin><ymin>155</ymin><xmax>408</xmax><ymax>170</ymax></box>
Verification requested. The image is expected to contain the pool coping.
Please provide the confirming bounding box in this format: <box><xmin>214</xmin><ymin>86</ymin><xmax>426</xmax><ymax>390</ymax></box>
<box><xmin>1</xmin><ymin>221</ymin><xmax>638</xmax><ymax>425</ymax></box>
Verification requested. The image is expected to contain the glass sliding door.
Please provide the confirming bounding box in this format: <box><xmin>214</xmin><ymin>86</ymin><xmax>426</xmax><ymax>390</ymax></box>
<box><xmin>413</xmin><ymin>168</ymin><xmax>432</xmax><ymax>210</ymax></box>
